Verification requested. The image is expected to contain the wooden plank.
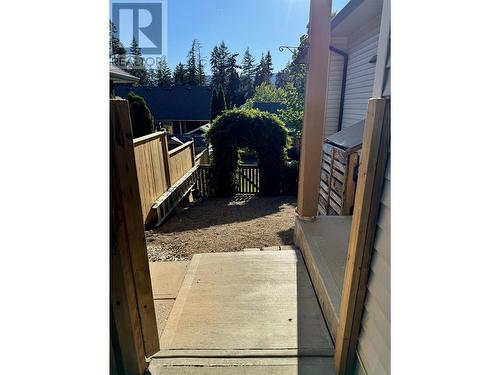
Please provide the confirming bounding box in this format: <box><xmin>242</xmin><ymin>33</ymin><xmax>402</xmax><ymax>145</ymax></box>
<box><xmin>334</xmin><ymin>98</ymin><xmax>390</xmax><ymax>375</ymax></box>
<box><xmin>111</xmin><ymin>99</ymin><xmax>160</xmax><ymax>361</ymax></box>
<box><xmin>341</xmin><ymin>152</ymin><xmax>359</xmax><ymax>215</ymax></box>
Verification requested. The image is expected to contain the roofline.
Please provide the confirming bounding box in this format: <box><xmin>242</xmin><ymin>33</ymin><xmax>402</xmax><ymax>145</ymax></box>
<box><xmin>331</xmin><ymin>0</ymin><xmax>365</xmax><ymax>30</ymax></box>
<box><xmin>110</xmin><ymin>67</ymin><xmax>140</xmax><ymax>83</ymax></box>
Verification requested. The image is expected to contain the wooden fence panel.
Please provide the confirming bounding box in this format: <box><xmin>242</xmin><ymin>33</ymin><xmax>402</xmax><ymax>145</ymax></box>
<box><xmin>133</xmin><ymin>132</ymin><xmax>169</xmax><ymax>222</ymax></box>
<box><xmin>169</xmin><ymin>141</ymin><xmax>195</xmax><ymax>185</ymax></box>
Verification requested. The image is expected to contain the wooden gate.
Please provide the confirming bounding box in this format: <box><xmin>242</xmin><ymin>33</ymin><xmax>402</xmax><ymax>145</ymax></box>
<box><xmin>236</xmin><ymin>164</ymin><xmax>260</xmax><ymax>194</ymax></box>
<box><xmin>195</xmin><ymin>164</ymin><xmax>261</xmax><ymax>196</ymax></box>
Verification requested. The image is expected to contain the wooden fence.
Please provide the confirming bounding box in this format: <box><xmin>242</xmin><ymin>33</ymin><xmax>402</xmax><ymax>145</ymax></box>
<box><xmin>168</xmin><ymin>141</ymin><xmax>195</xmax><ymax>185</ymax></box>
<box><xmin>133</xmin><ymin>132</ymin><xmax>196</xmax><ymax>222</ymax></box>
<box><xmin>195</xmin><ymin>164</ymin><xmax>260</xmax><ymax>197</ymax></box>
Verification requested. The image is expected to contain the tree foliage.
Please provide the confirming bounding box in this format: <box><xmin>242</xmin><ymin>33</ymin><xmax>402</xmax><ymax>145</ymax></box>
<box><xmin>109</xmin><ymin>21</ymin><xmax>127</xmax><ymax>68</ymax></box>
<box><xmin>129</xmin><ymin>37</ymin><xmax>147</xmax><ymax>85</ymax></box>
<box><xmin>254</xmin><ymin>51</ymin><xmax>273</xmax><ymax>87</ymax></box>
<box><xmin>206</xmin><ymin>109</ymin><xmax>290</xmax><ymax>196</ymax></box>
<box><xmin>155</xmin><ymin>56</ymin><xmax>172</xmax><ymax>86</ymax></box>
<box><xmin>239</xmin><ymin>48</ymin><xmax>256</xmax><ymax>101</ymax></box>
<box><xmin>173</xmin><ymin>63</ymin><xmax>187</xmax><ymax>85</ymax></box>
<box><xmin>127</xmin><ymin>92</ymin><xmax>154</xmax><ymax>138</ymax></box>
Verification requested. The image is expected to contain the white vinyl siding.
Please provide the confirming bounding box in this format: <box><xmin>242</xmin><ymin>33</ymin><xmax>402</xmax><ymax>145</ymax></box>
<box><xmin>324</xmin><ymin>37</ymin><xmax>348</xmax><ymax>138</ymax></box>
<box><xmin>354</xmin><ymin>152</ymin><xmax>391</xmax><ymax>375</ymax></box>
<box><xmin>342</xmin><ymin>16</ymin><xmax>381</xmax><ymax>128</ymax></box>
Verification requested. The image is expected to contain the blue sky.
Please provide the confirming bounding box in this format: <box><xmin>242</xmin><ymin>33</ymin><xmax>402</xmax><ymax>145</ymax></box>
<box><xmin>111</xmin><ymin>0</ymin><xmax>350</xmax><ymax>73</ymax></box>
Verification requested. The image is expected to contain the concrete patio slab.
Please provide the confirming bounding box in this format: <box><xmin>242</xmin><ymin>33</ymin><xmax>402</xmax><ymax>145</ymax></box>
<box><xmin>157</xmin><ymin>250</ymin><xmax>333</xmax><ymax>354</ymax></box>
<box><xmin>149</xmin><ymin>357</ymin><xmax>335</xmax><ymax>374</ymax></box>
<box><xmin>150</xmin><ymin>261</ymin><xmax>190</xmax><ymax>299</ymax></box>
<box><xmin>154</xmin><ymin>300</ymin><xmax>175</xmax><ymax>338</ymax></box>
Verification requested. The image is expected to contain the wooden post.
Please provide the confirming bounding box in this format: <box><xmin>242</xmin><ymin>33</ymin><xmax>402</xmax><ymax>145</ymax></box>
<box><xmin>296</xmin><ymin>0</ymin><xmax>332</xmax><ymax>219</ymax></box>
<box><xmin>160</xmin><ymin>131</ymin><xmax>172</xmax><ymax>187</ymax></box>
<box><xmin>334</xmin><ymin>98</ymin><xmax>390</xmax><ymax>374</ymax></box>
<box><xmin>111</xmin><ymin>99</ymin><xmax>160</xmax><ymax>374</ymax></box>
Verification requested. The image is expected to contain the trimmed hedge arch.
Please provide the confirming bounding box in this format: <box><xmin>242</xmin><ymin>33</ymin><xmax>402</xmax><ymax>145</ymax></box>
<box><xmin>206</xmin><ymin>109</ymin><xmax>290</xmax><ymax>196</ymax></box>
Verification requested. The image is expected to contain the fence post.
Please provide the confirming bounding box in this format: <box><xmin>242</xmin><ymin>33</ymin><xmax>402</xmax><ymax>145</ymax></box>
<box><xmin>190</xmin><ymin>140</ymin><xmax>196</xmax><ymax>167</ymax></box>
<box><xmin>160</xmin><ymin>131</ymin><xmax>172</xmax><ymax>187</ymax></box>
<box><xmin>110</xmin><ymin>99</ymin><xmax>160</xmax><ymax>373</ymax></box>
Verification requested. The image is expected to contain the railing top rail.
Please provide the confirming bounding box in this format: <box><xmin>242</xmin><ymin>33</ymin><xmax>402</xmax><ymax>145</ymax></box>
<box><xmin>133</xmin><ymin>131</ymin><xmax>166</xmax><ymax>146</ymax></box>
<box><xmin>168</xmin><ymin>140</ymin><xmax>194</xmax><ymax>156</ymax></box>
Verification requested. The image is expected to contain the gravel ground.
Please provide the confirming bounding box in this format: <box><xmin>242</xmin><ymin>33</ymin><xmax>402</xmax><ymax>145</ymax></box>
<box><xmin>146</xmin><ymin>195</ymin><xmax>297</xmax><ymax>261</ymax></box>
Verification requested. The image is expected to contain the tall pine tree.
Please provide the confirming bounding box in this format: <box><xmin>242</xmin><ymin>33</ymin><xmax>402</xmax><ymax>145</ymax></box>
<box><xmin>109</xmin><ymin>21</ymin><xmax>127</xmax><ymax>68</ymax></box>
<box><xmin>173</xmin><ymin>63</ymin><xmax>187</xmax><ymax>85</ymax></box>
<box><xmin>196</xmin><ymin>40</ymin><xmax>206</xmax><ymax>86</ymax></box>
<box><xmin>254</xmin><ymin>51</ymin><xmax>273</xmax><ymax>87</ymax></box>
<box><xmin>186</xmin><ymin>40</ymin><xmax>198</xmax><ymax>85</ymax></box>
<box><xmin>129</xmin><ymin>37</ymin><xmax>147</xmax><ymax>85</ymax></box>
<box><xmin>239</xmin><ymin>48</ymin><xmax>256</xmax><ymax>101</ymax></box>
<box><xmin>210</xmin><ymin>41</ymin><xmax>230</xmax><ymax>90</ymax></box>
<box><xmin>155</xmin><ymin>56</ymin><xmax>172</xmax><ymax>86</ymax></box>
<box><xmin>226</xmin><ymin>53</ymin><xmax>241</xmax><ymax>108</ymax></box>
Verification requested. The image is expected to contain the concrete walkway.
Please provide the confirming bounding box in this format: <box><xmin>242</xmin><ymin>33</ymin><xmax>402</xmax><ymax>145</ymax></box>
<box><xmin>149</xmin><ymin>249</ymin><xmax>335</xmax><ymax>374</ymax></box>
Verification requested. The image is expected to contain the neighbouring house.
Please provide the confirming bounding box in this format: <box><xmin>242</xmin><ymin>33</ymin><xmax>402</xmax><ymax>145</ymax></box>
<box><xmin>251</xmin><ymin>101</ymin><xmax>286</xmax><ymax>116</ymax></box>
<box><xmin>109</xmin><ymin>64</ymin><xmax>139</xmax><ymax>96</ymax></box>
<box><xmin>114</xmin><ymin>85</ymin><xmax>212</xmax><ymax>134</ymax></box>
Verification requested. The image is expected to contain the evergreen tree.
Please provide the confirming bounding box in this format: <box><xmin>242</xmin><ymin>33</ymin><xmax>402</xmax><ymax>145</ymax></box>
<box><xmin>155</xmin><ymin>56</ymin><xmax>172</xmax><ymax>86</ymax></box>
<box><xmin>109</xmin><ymin>21</ymin><xmax>127</xmax><ymax>68</ymax></box>
<box><xmin>239</xmin><ymin>48</ymin><xmax>256</xmax><ymax>100</ymax></box>
<box><xmin>127</xmin><ymin>92</ymin><xmax>154</xmax><ymax>137</ymax></box>
<box><xmin>226</xmin><ymin>53</ymin><xmax>241</xmax><ymax>107</ymax></box>
<box><xmin>129</xmin><ymin>37</ymin><xmax>147</xmax><ymax>85</ymax></box>
<box><xmin>186</xmin><ymin>40</ymin><xmax>198</xmax><ymax>85</ymax></box>
<box><xmin>196</xmin><ymin>40</ymin><xmax>206</xmax><ymax>86</ymax></box>
<box><xmin>210</xmin><ymin>88</ymin><xmax>218</xmax><ymax>121</ymax></box>
<box><xmin>145</xmin><ymin>67</ymin><xmax>156</xmax><ymax>86</ymax></box>
<box><xmin>173</xmin><ymin>63</ymin><xmax>187</xmax><ymax>85</ymax></box>
<box><xmin>254</xmin><ymin>54</ymin><xmax>266</xmax><ymax>87</ymax></box>
<box><xmin>254</xmin><ymin>51</ymin><xmax>273</xmax><ymax>87</ymax></box>
<box><xmin>217</xmin><ymin>86</ymin><xmax>227</xmax><ymax>113</ymax></box>
<box><xmin>210</xmin><ymin>41</ymin><xmax>230</xmax><ymax>90</ymax></box>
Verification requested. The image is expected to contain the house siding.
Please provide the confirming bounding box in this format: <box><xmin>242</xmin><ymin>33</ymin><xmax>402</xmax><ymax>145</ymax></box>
<box><xmin>342</xmin><ymin>16</ymin><xmax>381</xmax><ymax>129</ymax></box>
<box><xmin>324</xmin><ymin>37</ymin><xmax>348</xmax><ymax>138</ymax></box>
<box><xmin>354</xmin><ymin>152</ymin><xmax>391</xmax><ymax>375</ymax></box>
<box><xmin>324</xmin><ymin>16</ymin><xmax>381</xmax><ymax>137</ymax></box>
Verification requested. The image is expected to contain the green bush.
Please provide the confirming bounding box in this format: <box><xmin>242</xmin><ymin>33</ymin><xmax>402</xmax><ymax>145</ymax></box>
<box><xmin>281</xmin><ymin>160</ymin><xmax>299</xmax><ymax>195</ymax></box>
<box><xmin>206</xmin><ymin>109</ymin><xmax>290</xmax><ymax>196</ymax></box>
<box><xmin>127</xmin><ymin>92</ymin><xmax>154</xmax><ymax>138</ymax></box>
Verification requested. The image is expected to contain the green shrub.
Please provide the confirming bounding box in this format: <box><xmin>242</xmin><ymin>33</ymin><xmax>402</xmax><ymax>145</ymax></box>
<box><xmin>127</xmin><ymin>92</ymin><xmax>154</xmax><ymax>138</ymax></box>
<box><xmin>206</xmin><ymin>109</ymin><xmax>290</xmax><ymax>196</ymax></box>
<box><xmin>281</xmin><ymin>160</ymin><xmax>299</xmax><ymax>195</ymax></box>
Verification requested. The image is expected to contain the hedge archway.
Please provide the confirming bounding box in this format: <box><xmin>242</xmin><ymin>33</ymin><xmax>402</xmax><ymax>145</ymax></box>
<box><xmin>206</xmin><ymin>109</ymin><xmax>290</xmax><ymax>196</ymax></box>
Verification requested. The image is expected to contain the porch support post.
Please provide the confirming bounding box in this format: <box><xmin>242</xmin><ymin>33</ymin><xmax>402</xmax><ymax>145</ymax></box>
<box><xmin>297</xmin><ymin>0</ymin><xmax>332</xmax><ymax>219</ymax></box>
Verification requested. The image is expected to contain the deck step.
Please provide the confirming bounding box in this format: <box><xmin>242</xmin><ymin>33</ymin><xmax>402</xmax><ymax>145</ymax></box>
<box><xmin>294</xmin><ymin>215</ymin><xmax>352</xmax><ymax>341</ymax></box>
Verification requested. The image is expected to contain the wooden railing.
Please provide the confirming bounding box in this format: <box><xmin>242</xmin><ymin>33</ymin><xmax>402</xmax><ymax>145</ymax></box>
<box><xmin>168</xmin><ymin>141</ymin><xmax>195</xmax><ymax>185</ymax></box>
<box><xmin>133</xmin><ymin>132</ymin><xmax>196</xmax><ymax>223</ymax></box>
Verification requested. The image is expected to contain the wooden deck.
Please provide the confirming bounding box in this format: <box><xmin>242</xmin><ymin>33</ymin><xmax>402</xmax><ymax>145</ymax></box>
<box><xmin>294</xmin><ymin>216</ymin><xmax>352</xmax><ymax>340</ymax></box>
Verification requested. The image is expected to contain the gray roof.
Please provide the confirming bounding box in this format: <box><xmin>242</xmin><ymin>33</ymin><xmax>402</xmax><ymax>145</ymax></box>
<box><xmin>325</xmin><ymin>119</ymin><xmax>365</xmax><ymax>152</ymax></box>
<box><xmin>110</xmin><ymin>64</ymin><xmax>140</xmax><ymax>83</ymax></box>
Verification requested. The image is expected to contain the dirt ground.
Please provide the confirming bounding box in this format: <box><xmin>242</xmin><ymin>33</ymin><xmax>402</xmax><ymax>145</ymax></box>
<box><xmin>146</xmin><ymin>195</ymin><xmax>297</xmax><ymax>261</ymax></box>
